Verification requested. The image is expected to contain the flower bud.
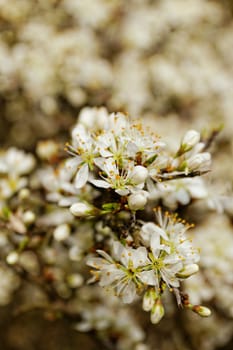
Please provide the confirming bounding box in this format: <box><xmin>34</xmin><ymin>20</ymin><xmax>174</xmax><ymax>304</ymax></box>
<box><xmin>23</xmin><ymin>210</ymin><xmax>36</xmax><ymax>225</ymax></box>
<box><xmin>176</xmin><ymin>264</ymin><xmax>199</xmax><ymax>278</ymax></box>
<box><xmin>143</xmin><ymin>289</ymin><xmax>156</xmax><ymax>312</ymax></box>
<box><xmin>181</xmin><ymin>130</ymin><xmax>200</xmax><ymax>150</ymax></box>
<box><xmin>67</xmin><ymin>273</ymin><xmax>84</xmax><ymax>288</ymax></box>
<box><xmin>192</xmin><ymin>305</ymin><xmax>211</xmax><ymax>317</ymax></box>
<box><xmin>187</xmin><ymin>152</ymin><xmax>211</xmax><ymax>171</ymax></box>
<box><xmin>19</xmin><ymin>188</ymin><xmax>30</xmax><ymax>199</ymax></box>
<box><xmin>36</xmin><ymin>140</ymin><xmax>58</xmax><ymax>160</ymax></box>
<box><xmin>6</xmin><ymin>251</ymin><xmax>19</xmax><ymax>265</ymax></box>
<box><xmin>128</xmin><ymin>192</ymin><xmax>148</xmax><ymax>211</ymax></box>
<box><xmin>53</xmin><ymin>224</ymin><xmax>70</xmax><ymax>241</ymax></box>
<box><xmin>70</xmin><ymin>202</ymin><xmax>93</xmax><ymax>217</ymax></box>
<box><xmin>150</xmin><ymin>299</ymin><xmax>164</xmax><ymax>324</ymax></box>
<box><xmin>130</xmin><ymin>166</ymin><xmax>148</xmax><ymax>185</ymax></box>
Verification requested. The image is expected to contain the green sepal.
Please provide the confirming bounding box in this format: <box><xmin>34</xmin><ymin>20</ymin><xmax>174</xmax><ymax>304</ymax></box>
<box><xmin>101</xmin><ymin>202</ymin><xmax>121</xmax><ymax>213</ymax></box>
<box><xmin>144</xmin><ymin>154</ymin><xmax>158</xmax><ymax>166</ymax></box>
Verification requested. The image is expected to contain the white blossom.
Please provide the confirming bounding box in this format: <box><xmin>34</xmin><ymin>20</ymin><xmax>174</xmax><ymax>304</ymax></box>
<box><xmin>148</xmin><ymin>177</ymin><xmax>208</xmax><ymax>209</ymax></box>
<box><xmin>0</xmin><ymin>148</ymin><xmax>35</xmax><ymax>177</ymax></box>
<box><xmin>38</xmin><ymin>161</ymin><xmax>80</xmax><ymax>206</ymax></box>
<box><xmin>91</xmin><ymin>158</ymin><xmax>146</xmax><ymax>196</ymax></box>
<box><xmin>68</xmin><ymin>124</ymin><xmax>99</xmax><ymax>188</ymax></box>
<box><xmin>0</xmin><ymin>148</ymin><xmax>35</xmax><ymax>201</ymax></box>
<box><xmin>140</xmin><ymin>210</ymin><xmax>200</xmax><ymax>290</ymax></box>
<box><xmin>87</xmin><ymin>241</ymin><xmax>150</xmax><ymax>303</ymax></box>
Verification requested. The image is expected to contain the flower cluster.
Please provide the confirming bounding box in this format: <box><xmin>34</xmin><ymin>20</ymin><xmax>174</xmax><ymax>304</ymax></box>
<box><xmin>64</xmin><ymin>109</ymin><xmax>211</xmax><ymax>217</ymax></box>
<box><xmin>33</xmin><ymin>108</ymin><xmax>213</xmax><ymax>325</ymax></box>
<box><xmin>87</xmin><ymin>209</ymin><xmax>201</xmax><ymax>323</ymax></box>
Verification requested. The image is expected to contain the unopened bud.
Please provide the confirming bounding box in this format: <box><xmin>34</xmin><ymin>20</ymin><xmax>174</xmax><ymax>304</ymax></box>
<box><xmin>67</xmin><ymin>273</ymin><xmax>84</xmax><ymax>288</ymax></box>
<box><xmin>176</xmin><ymin>264</ymin><xmax>199</xmax><ymax>278</ymax></box>
<box><xmin>143</xmin><ymin>289</ymin><xmax>156</xmax><ymax>312</ymax></box>
<box><xmin>128</xmin><ymin>192</ymin><xmax>148</xmax><ymax>211</ymax></box>
<box><xmin>181</xmin><ymin>130</ymin><xmax>200</xmax><ymax>150</ymax></box>
<box><xmin>70</xmin><ymin>202</ymin><xmax>94</xmax><ymax>217</ymax></box>
<box><xmin>192</xmin><ymin>305</ymin><xmax>211</xmax><ymax>317</ymax></box>
<box><xmin>53</xmin><ymin>224</ymin><xmax>70</xmax><ymax>241</ymax></box>
<box><xmin>19</xmin><ymin>188</ymin><xmax>30</xmax><ymax>199</ymax></box>
<box><xmin>187</xmin><ymin>152</ymin><xmax>211</xmax><ymax>170</ymax></box>
<box><xmin>36</xmin><ymin>140</ymin><xmax>59</xmax><ymax>160</ymax></box>
<box><xmin>130</xmin><ymin>166</ymin><xmax>148</xmax><ymax>185</ymax></box>
<box><xmin>150</xmin><ymin>299</ymin><xmax>164</xmax><ymax>324</ymax></box>
<box><xmin>23</xmin><ymin>211</ymin><xmax>36</xmax><ymax>225</ymax></box>
<box><xmin>6</xmin><ymin>251</ymin><xmax>19</xmax><ymax>265</ymax></box>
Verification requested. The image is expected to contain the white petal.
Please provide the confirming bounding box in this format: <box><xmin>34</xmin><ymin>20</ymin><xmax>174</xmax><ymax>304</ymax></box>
<box><xmin>61</xmin><ymin>182</ymin><xmax>78</xmax><ymax>194</ymax></box>
<box><xmin>115</xmin><ymin>189</ymin><xmax>129</xmax><ymax>196</ymax></box>
<box><xmin>58</xmin><ymin>197</ymin><xmax>76</xmax><ymax>207</ymax></box>
<box><xmin>139</xmin><ymin>270</ymin><xmax>158</xmax><ymax>286</ymax></box>
<box><xmin>90</xmin><ymin>179</ymin><xmax>111</xmax><ymax>189</ymax></box>
<box><xmin>94</xmin><ymin>157</ymin><xmax>105</xmax><ymax>170</ymax></box>
<box><xmin>188</xmin><ymin>180</ymin><xmax>208</xmax><ymax>198</ymax></box>
<box><xmin>161</xmin><ymin>268</ymin><xmax>180</xmax><ymax>287</ymax></box>
<box><xmin>97</xmin><ymin>249</ymin><xmax>114</xmax><ymax>263</ymax></box>
<box><xmin>100</xmin><ymin>269</ymin><xmax>124</xmax><ymax>286</ymax></box>
<box><xmin>127</xmin><ymin>141</ymin><xmax>138</xmax><ymax>157</ymax></box>
<box><xmin>150</xmin><ymin>235</ymin><xmax>161</xmax><ymax>258</ymax></box>
<box><xmin>75</xmin><ymin>163</ymin><xmax>89</xmax><ymax>188</ymax></box>
<box><xmin>86</xmin><ymin>257</ymin><xmax>108</xmax><ymax>269</ymax></box>
<box><xmin>152</xmin><ymin>225</ymin><xmax>169</xmax><ymax>240</ymax></box>
<box><xmin>131</xmin><ymin>247</ymin><xmax>148</xmax><ymax>268</ymax></box>
<box><xmin>113</xmin><ymin>242</ymin><xmax>133</xmax><ymax>268</ymax></box>
<box><xmin>66</xmin><ymin>157</ymin><xmax>82</xmax><ymax>171</ymax></box>
<box><xmin>121</xmin><ymin>281</ymin><xmax>136</xmax><ymax>304</ymax></box>
<box><xmin>163</xmin><ymin>254</ymin><xmax>180</xmax><ymax>265</ymax></box>
<box><xmin>100</xmin><ymin>149</ymin><xmax>113</xmax><ymax>157</ymax></box>
<box><xmin>176</xmin><ymin>188</ymin><xmax>190</xmax><ymax>205</ymax></box>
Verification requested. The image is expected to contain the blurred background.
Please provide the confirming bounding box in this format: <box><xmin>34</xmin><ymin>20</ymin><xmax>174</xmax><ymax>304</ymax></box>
<box><xmin>0</xmin><ymin>0</ymin><xmax>233</xmax><ymax>349</ymax></box>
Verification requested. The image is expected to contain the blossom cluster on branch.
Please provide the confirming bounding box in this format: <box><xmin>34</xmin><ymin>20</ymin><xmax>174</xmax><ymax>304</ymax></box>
<box><xmin>0</xmin><ymin>108</ymin><xmax>212</xmax><ymax>321</ymax></box>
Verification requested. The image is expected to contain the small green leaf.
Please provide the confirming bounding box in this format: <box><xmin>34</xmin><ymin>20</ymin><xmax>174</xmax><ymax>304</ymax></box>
<box><xmin>102</xmin><ymin>203</ymin><xmax>120</xmax><ymax>212</ymax></box>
